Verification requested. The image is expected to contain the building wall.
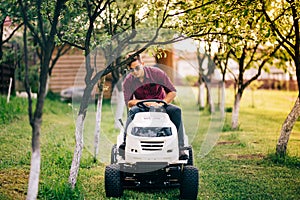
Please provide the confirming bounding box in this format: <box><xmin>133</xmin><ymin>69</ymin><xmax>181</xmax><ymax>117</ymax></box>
<box><xmin>49</xmin><ymin>49</ymin><xmax>85</xmax><ymax>93</ymax></box>
<box><xmin>49</xmin><ymin>50</ymin><xmax>157</xmax><ymax>99</ymax></box>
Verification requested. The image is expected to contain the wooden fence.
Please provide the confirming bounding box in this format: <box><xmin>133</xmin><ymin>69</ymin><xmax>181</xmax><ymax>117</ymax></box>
<box><xmin>0</xmin><ymin>64</ymin><xmax>15</xmax><ymax>95</ymax></box>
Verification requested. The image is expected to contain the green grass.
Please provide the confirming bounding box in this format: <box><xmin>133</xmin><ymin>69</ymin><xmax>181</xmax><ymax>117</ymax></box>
<box><xmin>0</xmin><ymin>88</ymin><xmax>300</xmax><ymax>199</ymax></box>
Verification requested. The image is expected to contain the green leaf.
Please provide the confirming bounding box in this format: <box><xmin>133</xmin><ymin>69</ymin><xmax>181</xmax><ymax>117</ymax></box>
<box><xmin>265</xmin><ymin>28</ymin><xmax>270</xmax><ymax>38</ymax></box>
<box><xmin>215</xmin><ymin>20</ymin><xmax>219</xmax><ymax>28</ymax></box>
<box><xmin>244</xmin><ymin>9</ymin><xmax>249</xmax><ymax>17</ymax></box>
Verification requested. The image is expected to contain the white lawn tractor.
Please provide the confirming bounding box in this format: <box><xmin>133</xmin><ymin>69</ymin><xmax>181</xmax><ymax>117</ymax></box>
<box><xmin>105</xmin><ymin>99</ymin><xmax>199</xmax><ymax>199</ymax></box>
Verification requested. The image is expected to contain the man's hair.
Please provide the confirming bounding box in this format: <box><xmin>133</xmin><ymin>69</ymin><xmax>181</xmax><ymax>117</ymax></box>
<box><xmin>126</xmin><ymin>52</ymin><xmax>142</xmax><ymax>66</ymax></box>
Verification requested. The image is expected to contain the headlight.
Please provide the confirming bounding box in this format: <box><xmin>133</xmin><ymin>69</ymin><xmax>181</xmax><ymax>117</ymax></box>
<box><xmin>131</xmin><ymin>127</ymin><xmax>172</xmax><ymax>137</ymax></box>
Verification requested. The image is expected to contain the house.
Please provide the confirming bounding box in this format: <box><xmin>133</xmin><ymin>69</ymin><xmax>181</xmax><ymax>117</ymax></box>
<box><xmin>49</xmin><ymin>49</ymin><xmax>157</xmax><ymax>99</ymax></box>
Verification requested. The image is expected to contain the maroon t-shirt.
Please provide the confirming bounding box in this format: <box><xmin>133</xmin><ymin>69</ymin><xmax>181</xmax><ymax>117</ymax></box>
<box><xmin>123</xmin><ymin>66</ymin><xmax>176</xmax><ymax>105</ymax></box>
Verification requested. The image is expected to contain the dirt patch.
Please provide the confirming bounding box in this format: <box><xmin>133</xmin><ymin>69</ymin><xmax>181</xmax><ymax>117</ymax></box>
<box><xmin>224</xmin><ymin>153</ymin><xmax>265</xmax><ymax>160</ymax></box>
<box><xmin>0</xmin><ymin>168</ymin><xmax>28</xmax><ymax>200</ymax></box>
<box><xmin>217</xmin><ymin>141</ymin><xmax>240</xmax><ymax>145</ymax></box>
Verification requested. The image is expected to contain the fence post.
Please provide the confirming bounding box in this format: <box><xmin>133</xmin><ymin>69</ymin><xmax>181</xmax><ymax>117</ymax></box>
<box><xmin>7</xmin><ymin>77</ymin><xmax>13</xmax><ymax>103</ymax></box>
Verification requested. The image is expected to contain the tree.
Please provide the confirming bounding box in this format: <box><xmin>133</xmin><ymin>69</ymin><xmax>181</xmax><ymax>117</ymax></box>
<box><xmin>224</xmin><ymin>2</ymin><xmax>281</xmax><ymax>130</ymax></box>
<box><xmin>59</xmin><ymin>0</ymin><xmax>112</xmax><ymax>188</ymax></box>
<box><xmin>18</xmin><ymin>0</ymin><xmax>67</xmax><ymax>199</ymax></box>
<box><xmin>228</xmin><ymin>40</ymin><xmax>281</xmax><ymax>129</ymax></box>
<box><xmin>91</xmin><ymin>0</ymin><xmax>149</xmax><ymax>159</ymax></box>
<box><xmin>95</xmin><ymin>0</ymin><xmax>139</xmax><ymax>131</ymax></box>
<box><xmin>183</xmin><ymin>0</ymin><xmax>282</xmax><ymax>129</ymax></box>
<box><xmin>259</xmin><ymin>0</ymin><xmax>300</xmax><ymax>157</ymax></box>
<box><xmin>58</xmin><ymin>0</ymin><xmax>147</xmax><ymax>188</ymax></box>
<box><xmin>196</xmin><ymin>42</ymin><xmax>216</xmax><ymax>113</ymax></box>
<box><xmin>59</xmin><ymin>0</ymin><xmax>198</xmax><ymax>188</ymax></box>
<box><xmin>214</xmin><ymin>46</ymin><xmax>231</xmax><ymax>118</ymax></box>
<box><xmin>196</xmin><ymin>43</ymin><xmax>206</xmax><ymax>110</ymax></box>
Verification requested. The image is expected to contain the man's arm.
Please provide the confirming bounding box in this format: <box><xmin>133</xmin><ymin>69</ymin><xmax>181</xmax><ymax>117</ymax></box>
<box><xmin>127</xmin><ymin>91</ymin><xmax>176</xmax><ymax>108</ymax></box>
<box><xmin>128</xmin><ymin>99</ymin><xmax>140</xmax><ymax>108</ymax></box>
<box><xmin>163</xmin><ymin>91</ymin><xmax>176</xmax><ymax>104</ymax></box>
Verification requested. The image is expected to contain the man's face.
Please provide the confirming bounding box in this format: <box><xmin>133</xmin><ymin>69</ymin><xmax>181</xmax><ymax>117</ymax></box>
<box><xmin>129</xmin><ymin>60</ymin><xmax>144</xmax><ymax>78</ymax></box>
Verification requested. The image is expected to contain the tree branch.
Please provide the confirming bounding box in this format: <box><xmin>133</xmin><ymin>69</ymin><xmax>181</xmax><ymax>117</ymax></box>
<box><xmin>3</xmin><ymin>22</ymin><xmax>24</xmax><ymax>44</ymax></box>
<box><xmin>18</xmin><ymin>0</ymin><xmax>43</xmax><ymax>47</ymax></box>
<box><xmin>260</xmin><ymin>0</ymin><xmax>295</xmax><ymax>51</ymax></box>
<box><xmin>49</xmin><ymin>44</ymin><xmax>71</xmax><ymax>76</ymax></box>
<box><xmin>37</xmin><ymin>0</ymin><xmax>46</xmax><ymax>47</ymax></box>
<box><xmin>57</xmin><ymin>33</ymin><xmax>85</xmax><ymax>50</ymax></box>
<box><xmin>244</xmin><ymin>42</ymin><xmax>260</xmax><ymax>70</ymax></box>
<box><xmin>243</xmin><ymin>40</ymin><xmax>283</xmax><ymax>90</ymax></box>
<box><xmin>166</xmin><ymin>0</ymin><xmax>217</xmax><ymax>18</ymax></box>
<box><xmin>23</xmin><ymin>24</ymin><xmax>33</xmax><ymax>126</ymax></box>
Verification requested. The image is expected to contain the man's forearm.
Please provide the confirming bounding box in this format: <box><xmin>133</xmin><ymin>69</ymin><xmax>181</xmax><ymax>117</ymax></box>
<box><xmin>128</xmin><ymin>99</ymin><xmax>140</xmax><ymax>108</ymax></box>
<box><xmin>163</xmin><ymin>91</ymin><xmax>176</xmax><ymax>104</ymax></box>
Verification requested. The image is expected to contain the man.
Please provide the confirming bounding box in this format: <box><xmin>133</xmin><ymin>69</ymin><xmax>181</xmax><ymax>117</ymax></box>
<box><xmin>121</xmin><ymin>52</ymin><xmax>188</xmax><ymax>160</ymax></box>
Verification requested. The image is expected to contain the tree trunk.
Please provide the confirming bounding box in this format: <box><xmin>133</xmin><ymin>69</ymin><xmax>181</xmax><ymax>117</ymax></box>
<box><xmin>26</xmin><ymin>122</ymin><xmax>41</xmax><ymax>200</ymax></box>
<box><xmin>231</xmin><ymin>92</ymin><xmax>241</xmax><ymax>130</ymax></box>
<box><xmin>94</xmin><ymin>78</ymin><xmax>105</xmax><ymax>161</ymax></box>
<box><xmin>198</xmin><ymin>82</ymin><xmax>205</xmax><ymax>110</ymax></box>
<box><xmin>0</xmin><ymin>38</ymin><xmax>3</xmax><ymax>64</ymax></box>
<box><xmin>206</xmin><ymin>82</ymin><xmax>215</xmax><ymax>113</ymax></box>
<box><xmin>45</xmin><ymin>74</ymin><xmax>50</xmax><ymax>96</ymax></box>
<box><xmin>276</xmin><ymin>96</ymin><xmax>300</xmax><ymax>157</ymax></box>
<box><xmin>23</xmin><ymin>22</ymin><xmax>46</xmax><ymax>200</ymax></box>
<box><xmin>68</xmin><ymin>85</ymin><xmax>96</xmax><ymax>188</ymax></box>
<box><xmin>69</xmin><ymin>114</ymin><xmax>85</xmax><ymax>188</ymax></box>
<box><xmin>114</xmin><ymin>87</ymin><xmax>125</xmax><ymax>129</ymax></box>
<box><xmin>219</xmin><ymin>81</ymin><xmax>226</xmax><ymax>118</ymax></box>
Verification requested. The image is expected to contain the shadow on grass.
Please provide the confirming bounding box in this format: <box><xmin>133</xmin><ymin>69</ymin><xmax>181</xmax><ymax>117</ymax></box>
<box><xmin>264</xmin><ymin>153</ymin><xmax>300</xmax><ymax>168</ymax></box>
<box><xmin>123</xmin><ymin>187</ymin><xmax>180</xmax><ymax>200</ymax></box>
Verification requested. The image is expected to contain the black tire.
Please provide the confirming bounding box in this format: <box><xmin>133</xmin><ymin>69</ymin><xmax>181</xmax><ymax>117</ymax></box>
<box><xmin>111</xmin><ymin>144</ymin><xmax>117</xmax><ymax>164</ymax></box>
<box><xmin>187</xmin><ymin>146</ymin><xmax>193</xmax><ymax>166</ymax></box>
<box><xmin>105</xmin><ymin>164</ymin><xmax>123</xmax><ymax>197</ymax></box>
<box><xmin>180</xmin><ymin>166</ymin><xmax>199</xmax><ymax>200</ymax></box>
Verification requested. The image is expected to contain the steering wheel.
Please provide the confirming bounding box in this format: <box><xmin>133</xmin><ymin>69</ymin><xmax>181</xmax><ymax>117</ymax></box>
<box><xmin>136</xmin><ymin>99</ymin><xmax>168</xmax><ymax>110</ymax></box>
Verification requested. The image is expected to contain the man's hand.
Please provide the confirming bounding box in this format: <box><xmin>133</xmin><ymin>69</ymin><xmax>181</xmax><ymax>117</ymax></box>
<box><xmin>144</xmin><ymin>102</ymin><xmax>163</xmax><ymax>107</ymax></box>
<box><xmin>128</xmin><ymin>100</ymin><xmax>165</xmax><ymax>108</ymax></box>
<box><xmin>128</xmin><ymin>99</ymin><xmax>139</xmax><ymax>108</ymax></box>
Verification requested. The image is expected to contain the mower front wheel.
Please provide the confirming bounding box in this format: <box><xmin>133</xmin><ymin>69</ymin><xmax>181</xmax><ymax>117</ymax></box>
<box><xmin>180</xmin><ymin>165</ymin><xmax>199</xmax><ymax>199</ymax></box>
<box><xmin>105</xmin><ymin>164</ymin><xmax>123</xmax><ymax>198</ymax></box>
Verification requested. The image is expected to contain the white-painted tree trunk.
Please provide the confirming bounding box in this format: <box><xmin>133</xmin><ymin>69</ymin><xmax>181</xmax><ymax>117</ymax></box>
<box><xmin>94</xmin><ymin>89</ymin><xmax>104</xmax><ymax>161</ymax></box>
<box><xmin>198</xmin><ymin>82</ymin><xmax>205</xmax><ymax>109</ymax></box>
<box><xmin>219</xmin><ymin>82</ymin><xmax>226</xmax><ymax>118</ymax></box>
<box><xmin>26</xmin><ymin>148</ymin><xmax>41</xmax><ymax>200</ymax></box>
<box><xmin>69</xmin><ymin>114</ymin><xmax>85</xmax><ymax>188</ymax></box>
<box><xmin>114</xmin><ymin>89</ymin><xmax>125</xmax><ymax>129</ymax></box>
<box><xmin>206</xmin><ymin>82</ymin><xmax>215</xmax><ymax>113</ymax></box>
<box><xmin>276</xmin><ymin>97</ymin><xmax>300</xmax><ymax>156</ymax></box>
<box><xmin>231</xmin><ymin>92</ymin><xmax>241</xmax><ymax>130</ymax></box>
